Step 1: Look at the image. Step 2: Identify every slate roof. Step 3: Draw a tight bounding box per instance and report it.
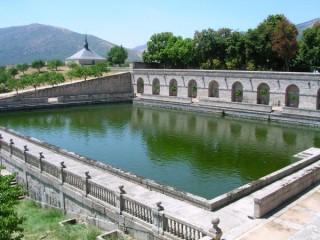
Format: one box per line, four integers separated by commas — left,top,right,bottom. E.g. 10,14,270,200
66,36,105,61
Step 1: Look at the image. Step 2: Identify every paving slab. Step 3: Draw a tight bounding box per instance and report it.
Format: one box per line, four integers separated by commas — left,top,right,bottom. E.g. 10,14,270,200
236,185,320,240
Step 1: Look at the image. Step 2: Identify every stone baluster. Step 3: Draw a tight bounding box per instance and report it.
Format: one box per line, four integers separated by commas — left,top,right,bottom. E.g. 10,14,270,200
116,185,125,215
209,218,222,240
9,139,14,155
83,171,91,197
39,152,44,172
23,145,29,162
152,201,165,235
59,161,66,185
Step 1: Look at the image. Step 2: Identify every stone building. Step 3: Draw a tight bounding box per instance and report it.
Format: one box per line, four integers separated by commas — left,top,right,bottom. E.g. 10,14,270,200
65,36,105,65
131,68,320,111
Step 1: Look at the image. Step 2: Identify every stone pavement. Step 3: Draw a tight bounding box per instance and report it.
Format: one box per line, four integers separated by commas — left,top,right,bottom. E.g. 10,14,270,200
1,129,320,240
235,183,320,240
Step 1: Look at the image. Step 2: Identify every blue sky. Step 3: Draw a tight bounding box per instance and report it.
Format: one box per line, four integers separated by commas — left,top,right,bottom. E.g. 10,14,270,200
0,0,319,48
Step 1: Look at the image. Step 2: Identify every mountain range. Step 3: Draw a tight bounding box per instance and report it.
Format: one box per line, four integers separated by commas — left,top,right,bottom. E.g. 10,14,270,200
0,23,142,66
0,18,319,66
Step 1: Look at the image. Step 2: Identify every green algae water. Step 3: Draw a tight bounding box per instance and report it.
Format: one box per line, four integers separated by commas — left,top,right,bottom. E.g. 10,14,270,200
1,103,320,199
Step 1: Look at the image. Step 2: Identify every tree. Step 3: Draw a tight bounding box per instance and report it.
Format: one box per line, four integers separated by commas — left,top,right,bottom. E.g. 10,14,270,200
107,45,128,65
0,167,26,240
193,28,231,69
66,66,92,81
7,67,19,79
245,14,286,70
43,72,65,87
16,64,29,75
7,78,24,94
225,31,247,70
20,73,44,91
0,70,12,92
47,59,64,71
66,61,78,69
298,21,320,71
92,61,110,75
143,33,196,68
143,32,175,67
31,59,45,73
272,18,298,71
164,37,195,68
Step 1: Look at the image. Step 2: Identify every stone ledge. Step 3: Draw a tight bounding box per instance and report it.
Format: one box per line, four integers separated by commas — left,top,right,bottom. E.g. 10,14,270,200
253,161,320,218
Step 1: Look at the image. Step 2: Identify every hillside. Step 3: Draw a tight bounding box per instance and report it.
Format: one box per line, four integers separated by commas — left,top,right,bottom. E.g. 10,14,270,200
296,18,320,38
0,23,142,66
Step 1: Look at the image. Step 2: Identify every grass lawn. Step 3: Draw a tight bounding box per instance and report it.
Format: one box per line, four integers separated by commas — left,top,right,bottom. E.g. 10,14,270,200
15,200,101,240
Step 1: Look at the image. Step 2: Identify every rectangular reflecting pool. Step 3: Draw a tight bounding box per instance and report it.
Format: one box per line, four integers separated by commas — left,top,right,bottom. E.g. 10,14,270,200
1,103,320,199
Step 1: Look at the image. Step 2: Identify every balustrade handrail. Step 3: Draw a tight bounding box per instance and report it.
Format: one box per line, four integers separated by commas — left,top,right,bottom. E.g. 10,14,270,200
164,212,210,237
11,144,25,158
0,132,222,240
42,160,60,178
122,194,152,211
25,151,40,168
63,169,83,190
88,180,116,206
122,194,153,224
0,139,10,152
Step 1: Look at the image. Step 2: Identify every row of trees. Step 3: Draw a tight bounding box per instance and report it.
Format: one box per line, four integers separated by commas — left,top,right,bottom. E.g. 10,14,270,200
143,14,320,72
0,59,110,94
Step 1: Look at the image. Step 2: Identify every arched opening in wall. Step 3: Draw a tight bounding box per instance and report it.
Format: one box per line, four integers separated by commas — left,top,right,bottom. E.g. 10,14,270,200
152,78,160,95
169,79,178,96
188,80,197,98
137,78,144,94
286,84,299,108
232,82,243,102
208,81,219,98
257,83,270,105
317,88,320,110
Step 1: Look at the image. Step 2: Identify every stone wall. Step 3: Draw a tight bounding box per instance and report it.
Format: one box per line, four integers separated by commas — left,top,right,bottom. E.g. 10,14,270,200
131,69,320,110
253,156,320,218
15,72,133,98
133,97,320,127
0,73,134,111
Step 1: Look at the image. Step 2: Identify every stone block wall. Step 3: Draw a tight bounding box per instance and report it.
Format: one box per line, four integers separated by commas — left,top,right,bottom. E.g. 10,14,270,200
0,73,134,111
6,72,133,99
253,160,320,218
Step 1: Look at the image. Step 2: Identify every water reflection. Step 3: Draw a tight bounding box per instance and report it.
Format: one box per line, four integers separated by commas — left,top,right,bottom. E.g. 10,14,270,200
0,104,320,199
283,130,297,146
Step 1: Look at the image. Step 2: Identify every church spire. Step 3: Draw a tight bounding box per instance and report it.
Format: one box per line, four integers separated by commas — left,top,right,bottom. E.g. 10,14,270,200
84,35,89,50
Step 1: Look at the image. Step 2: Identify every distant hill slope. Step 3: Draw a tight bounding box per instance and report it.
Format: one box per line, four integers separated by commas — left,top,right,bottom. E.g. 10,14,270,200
0,23,142,66
296,18,320,38
132,44,147,53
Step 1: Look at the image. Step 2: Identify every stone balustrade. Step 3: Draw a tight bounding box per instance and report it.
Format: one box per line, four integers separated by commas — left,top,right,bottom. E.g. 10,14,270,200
0,135,221,240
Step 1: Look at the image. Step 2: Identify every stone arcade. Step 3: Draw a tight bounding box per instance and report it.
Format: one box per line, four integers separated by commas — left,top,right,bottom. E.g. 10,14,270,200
131,68,320,115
